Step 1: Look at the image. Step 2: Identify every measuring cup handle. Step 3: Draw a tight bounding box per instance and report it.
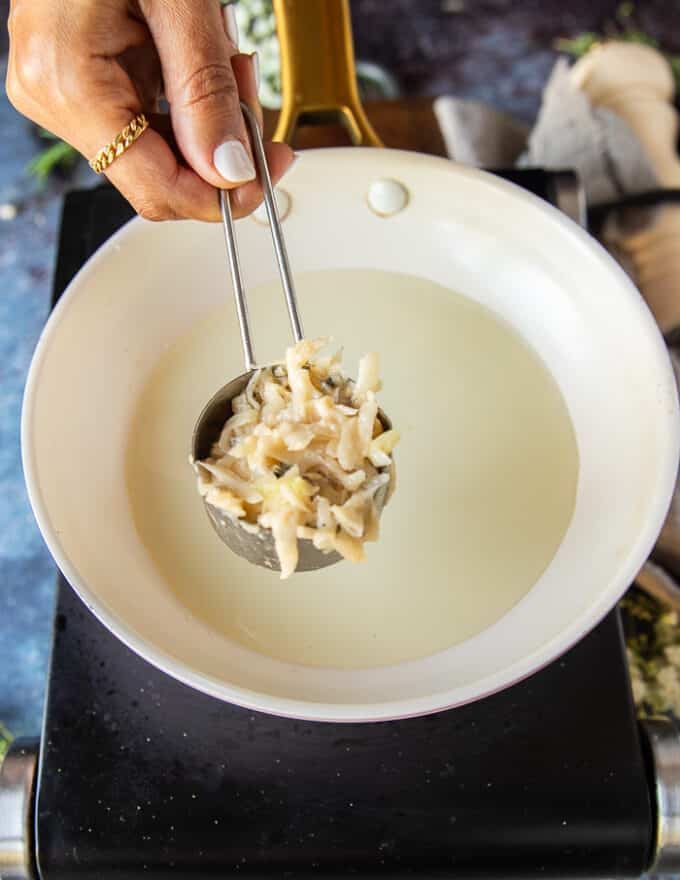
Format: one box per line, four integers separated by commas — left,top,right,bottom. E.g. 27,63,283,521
218,101,305,373
241,102,304,345
272,0,382,147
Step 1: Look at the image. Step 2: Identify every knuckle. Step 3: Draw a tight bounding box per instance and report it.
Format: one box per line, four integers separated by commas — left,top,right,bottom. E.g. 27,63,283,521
7,1,25,38
7,6,16,37
7,4,61,110
5,68,22,110
136,201,170,222
134,195,178,222
10,44,47,102
179,63,238,110
8,5,86,111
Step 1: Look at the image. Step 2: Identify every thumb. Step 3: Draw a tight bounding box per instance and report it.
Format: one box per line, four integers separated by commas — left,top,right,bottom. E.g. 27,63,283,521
142,0,254,188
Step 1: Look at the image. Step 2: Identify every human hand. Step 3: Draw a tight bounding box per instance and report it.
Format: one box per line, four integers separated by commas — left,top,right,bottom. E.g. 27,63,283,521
6,0,295,221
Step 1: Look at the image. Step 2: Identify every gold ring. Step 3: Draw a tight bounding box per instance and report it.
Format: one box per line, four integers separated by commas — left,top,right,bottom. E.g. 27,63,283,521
89,113,150,174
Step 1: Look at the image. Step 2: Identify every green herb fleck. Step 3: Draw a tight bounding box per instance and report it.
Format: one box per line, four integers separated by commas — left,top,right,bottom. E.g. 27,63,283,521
556,3,680,95
0,723,14,762
27,137,78,183
621,587,680,718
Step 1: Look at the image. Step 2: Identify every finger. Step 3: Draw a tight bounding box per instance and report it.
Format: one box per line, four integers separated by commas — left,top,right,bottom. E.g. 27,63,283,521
7,2,219,222
110,139,222,222
81,61,220,221
140,0,254,190
102,119,222,222
230,141,296,219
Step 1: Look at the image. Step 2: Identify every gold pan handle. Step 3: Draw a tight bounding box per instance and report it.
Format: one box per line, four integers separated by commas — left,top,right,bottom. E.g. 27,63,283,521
272,0,383,147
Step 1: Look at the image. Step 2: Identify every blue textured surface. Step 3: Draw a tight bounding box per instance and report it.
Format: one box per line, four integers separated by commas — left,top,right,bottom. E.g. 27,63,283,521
1,71,55,735
0,53,96,735
0,94,58,733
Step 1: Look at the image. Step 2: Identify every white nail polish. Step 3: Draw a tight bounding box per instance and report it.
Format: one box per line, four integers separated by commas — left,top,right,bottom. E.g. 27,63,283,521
223,4,239,46
251,51,261,91
213,140,255,183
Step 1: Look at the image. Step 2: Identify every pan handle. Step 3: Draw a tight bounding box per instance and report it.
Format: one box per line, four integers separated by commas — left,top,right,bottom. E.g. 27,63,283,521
272,0,382,147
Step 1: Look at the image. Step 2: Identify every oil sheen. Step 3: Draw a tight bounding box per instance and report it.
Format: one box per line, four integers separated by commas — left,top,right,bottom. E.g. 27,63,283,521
126,269,578,668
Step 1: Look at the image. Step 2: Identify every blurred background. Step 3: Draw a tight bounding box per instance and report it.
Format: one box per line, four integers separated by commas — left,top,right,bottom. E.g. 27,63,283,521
2,0,679,751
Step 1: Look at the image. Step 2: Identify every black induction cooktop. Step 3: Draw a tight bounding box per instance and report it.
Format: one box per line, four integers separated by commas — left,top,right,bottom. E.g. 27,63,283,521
34,175,653,879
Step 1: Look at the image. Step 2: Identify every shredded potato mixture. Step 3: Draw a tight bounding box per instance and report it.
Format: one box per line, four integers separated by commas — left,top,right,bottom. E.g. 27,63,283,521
193,338,399,578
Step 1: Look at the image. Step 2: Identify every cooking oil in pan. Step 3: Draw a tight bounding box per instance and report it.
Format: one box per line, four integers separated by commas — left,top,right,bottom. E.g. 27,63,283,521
126,269,578,668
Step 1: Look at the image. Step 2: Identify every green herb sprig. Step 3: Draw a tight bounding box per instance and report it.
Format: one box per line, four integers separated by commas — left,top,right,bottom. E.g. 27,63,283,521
556,2,680,96
0,723,14,762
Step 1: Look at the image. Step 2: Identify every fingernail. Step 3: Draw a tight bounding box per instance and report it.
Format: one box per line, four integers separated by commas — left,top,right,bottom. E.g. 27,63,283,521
223,4,239,46
251,51,260,91
213,140,255,184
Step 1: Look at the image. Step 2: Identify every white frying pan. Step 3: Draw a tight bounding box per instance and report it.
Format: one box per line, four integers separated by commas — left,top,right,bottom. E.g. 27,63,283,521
22,1,679,722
